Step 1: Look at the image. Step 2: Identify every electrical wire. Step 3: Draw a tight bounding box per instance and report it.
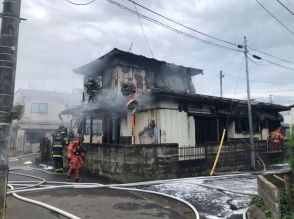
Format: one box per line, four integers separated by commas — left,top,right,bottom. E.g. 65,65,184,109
284,0,294,9
110,0,294,72
248,47,294,65
224,56,245,128
276,0,294,16
133,1,154,58
248,53,294,71
197,52,240,92
125,0,239,47
260,57,294,71
224,72,279,84
125,0,294,66
64,0,96,5
229,89,294,94
255,0,294,36
247,56,259,65
107,0,241,52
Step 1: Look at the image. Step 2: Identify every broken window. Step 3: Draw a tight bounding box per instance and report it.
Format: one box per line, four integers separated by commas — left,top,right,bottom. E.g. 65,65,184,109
235,119,259,133
84,118,102,135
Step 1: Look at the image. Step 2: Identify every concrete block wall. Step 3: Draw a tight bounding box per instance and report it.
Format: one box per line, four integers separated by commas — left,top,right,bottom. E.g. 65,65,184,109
257,175,281,219
82,143,178,182
72,140,287,183
247,204,268,219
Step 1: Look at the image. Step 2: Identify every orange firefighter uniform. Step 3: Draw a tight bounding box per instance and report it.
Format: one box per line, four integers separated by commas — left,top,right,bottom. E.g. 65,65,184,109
66,139,85,182
271,129,283,151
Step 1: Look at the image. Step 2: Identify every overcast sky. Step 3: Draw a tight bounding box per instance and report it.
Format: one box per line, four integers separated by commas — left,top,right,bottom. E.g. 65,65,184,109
10,0,294,105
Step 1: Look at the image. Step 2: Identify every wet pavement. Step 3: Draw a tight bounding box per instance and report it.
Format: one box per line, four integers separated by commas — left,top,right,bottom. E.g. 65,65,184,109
7,154,194,219
140,175,256,219
7,154,289,219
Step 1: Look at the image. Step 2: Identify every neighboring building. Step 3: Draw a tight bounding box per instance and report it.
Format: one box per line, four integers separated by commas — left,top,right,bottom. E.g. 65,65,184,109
283,106,294,132
12,89,81,153
63,48,288,147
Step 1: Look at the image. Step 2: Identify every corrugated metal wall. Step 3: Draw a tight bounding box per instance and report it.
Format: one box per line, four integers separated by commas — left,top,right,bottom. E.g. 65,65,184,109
159,109,190,147
134,110,159,144
120,109,195,147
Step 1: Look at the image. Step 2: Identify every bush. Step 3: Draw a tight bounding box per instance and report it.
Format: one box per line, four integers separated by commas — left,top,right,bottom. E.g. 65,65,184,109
280,188,294,219
288,125,294,170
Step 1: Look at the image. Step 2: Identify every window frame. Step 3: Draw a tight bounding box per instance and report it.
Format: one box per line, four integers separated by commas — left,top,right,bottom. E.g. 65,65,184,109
31,103,48,114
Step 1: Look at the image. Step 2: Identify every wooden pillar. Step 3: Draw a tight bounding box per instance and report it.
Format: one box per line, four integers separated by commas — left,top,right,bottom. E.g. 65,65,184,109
216,117,220,142
112,116,117,143
90,115,93,144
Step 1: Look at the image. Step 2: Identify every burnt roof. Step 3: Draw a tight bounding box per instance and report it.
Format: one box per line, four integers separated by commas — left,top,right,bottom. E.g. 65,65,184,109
152,89,290,111
74,48,203,76
62,89,290,116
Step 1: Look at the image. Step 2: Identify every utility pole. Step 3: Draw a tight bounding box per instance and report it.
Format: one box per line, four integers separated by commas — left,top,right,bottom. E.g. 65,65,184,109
269,94,273,104
244,36,255,169
220,70,224,97
0,0,22,218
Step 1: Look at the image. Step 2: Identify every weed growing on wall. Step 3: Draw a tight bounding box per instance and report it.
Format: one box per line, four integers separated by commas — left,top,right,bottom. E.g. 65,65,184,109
250,195,273,218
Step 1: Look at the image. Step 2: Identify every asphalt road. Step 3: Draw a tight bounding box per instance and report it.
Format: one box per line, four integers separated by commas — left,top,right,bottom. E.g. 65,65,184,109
7,154,288,219
7,154,195,219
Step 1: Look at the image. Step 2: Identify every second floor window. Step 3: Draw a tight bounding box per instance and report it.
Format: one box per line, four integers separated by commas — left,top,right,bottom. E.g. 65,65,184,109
31,103,48,114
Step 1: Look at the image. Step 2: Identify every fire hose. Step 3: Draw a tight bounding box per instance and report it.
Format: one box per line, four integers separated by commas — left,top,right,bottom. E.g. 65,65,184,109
7,168,200,219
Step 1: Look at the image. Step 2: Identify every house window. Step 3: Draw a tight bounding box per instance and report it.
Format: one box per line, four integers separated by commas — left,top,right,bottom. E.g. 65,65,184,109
235,119,259,134
85,119,102,135
31,103,48,114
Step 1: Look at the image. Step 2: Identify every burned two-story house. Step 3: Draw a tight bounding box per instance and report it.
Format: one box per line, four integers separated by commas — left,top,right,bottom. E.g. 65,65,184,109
64,48,288,148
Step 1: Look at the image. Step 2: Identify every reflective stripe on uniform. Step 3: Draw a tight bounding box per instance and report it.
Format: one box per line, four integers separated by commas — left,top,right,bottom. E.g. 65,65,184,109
53,144,63,148
52,154,62,157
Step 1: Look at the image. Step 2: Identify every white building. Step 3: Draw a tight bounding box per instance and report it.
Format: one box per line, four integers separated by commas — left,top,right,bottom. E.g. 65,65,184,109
283,106,294,132
11,89,81,153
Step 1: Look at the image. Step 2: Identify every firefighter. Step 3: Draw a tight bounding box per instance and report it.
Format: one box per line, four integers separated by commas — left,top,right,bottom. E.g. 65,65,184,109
58,125,68,144
51,133,64,173
67,129,75,144
67,138,85,182
272,128,284,151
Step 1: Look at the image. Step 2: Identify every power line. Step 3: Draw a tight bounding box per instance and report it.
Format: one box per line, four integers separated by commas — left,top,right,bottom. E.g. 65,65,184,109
64,0,96,5
276,0,294,16
126,0,294,66
251,54,294,71
125,0,239,47
231,89,294,94
261,57,294,71
224,72,285,84
133,2,154,58
109,0,294,72
107,0,241,52
284,0,294,9
224,55,245,129
247,47,294,65
255,0,294,37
